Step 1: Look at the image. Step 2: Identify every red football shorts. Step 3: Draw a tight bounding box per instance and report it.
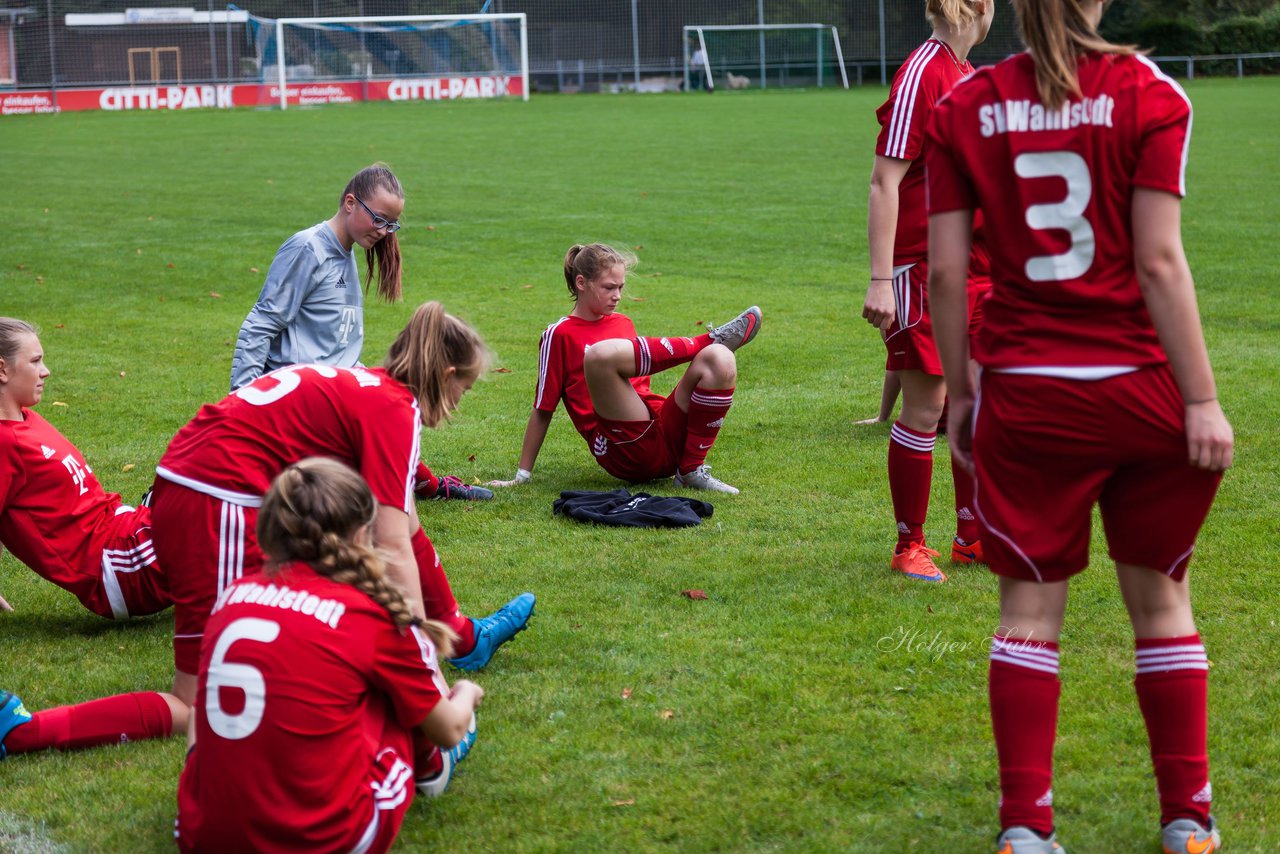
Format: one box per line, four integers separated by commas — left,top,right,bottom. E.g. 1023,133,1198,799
884,260,990,375
176,704,416,854
972,366,1222,583
348,715,417,854
588,389,689,482
98,504,172,619
150,478,264,674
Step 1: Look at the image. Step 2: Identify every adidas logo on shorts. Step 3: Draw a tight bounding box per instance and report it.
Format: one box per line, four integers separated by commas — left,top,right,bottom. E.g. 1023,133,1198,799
593,436,609,457
41,444,56,459
957,507,975,521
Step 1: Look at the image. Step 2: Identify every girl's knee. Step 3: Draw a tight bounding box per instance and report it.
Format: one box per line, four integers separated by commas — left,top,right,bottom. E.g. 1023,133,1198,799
694,344,737,384
584,339,632,375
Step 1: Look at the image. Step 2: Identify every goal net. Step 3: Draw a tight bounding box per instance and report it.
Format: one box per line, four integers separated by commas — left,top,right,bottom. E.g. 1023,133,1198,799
251,13,529,108
683,24,848,92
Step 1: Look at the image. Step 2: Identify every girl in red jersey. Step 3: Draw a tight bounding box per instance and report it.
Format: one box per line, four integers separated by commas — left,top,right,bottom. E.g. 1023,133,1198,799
926,1,1233,851
151,302,534,710
0,318,186,760
492,243,761,495
177,458,484,854
862,0,996,582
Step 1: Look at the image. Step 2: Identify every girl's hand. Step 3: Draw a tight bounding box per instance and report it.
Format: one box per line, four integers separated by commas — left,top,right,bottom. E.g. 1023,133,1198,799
451,679,485,709
487,468,531,488
1185,400,1233,472
862,280,897,332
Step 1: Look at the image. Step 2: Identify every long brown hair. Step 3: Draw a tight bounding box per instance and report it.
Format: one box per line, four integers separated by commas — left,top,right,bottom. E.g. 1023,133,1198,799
562,243,637,301
257,457,456,655
342,163,404,303
1013,0,1135,109
383,301,490,429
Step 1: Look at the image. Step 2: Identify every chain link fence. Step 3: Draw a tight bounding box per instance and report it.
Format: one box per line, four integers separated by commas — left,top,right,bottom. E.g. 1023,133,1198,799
3,0,1031,94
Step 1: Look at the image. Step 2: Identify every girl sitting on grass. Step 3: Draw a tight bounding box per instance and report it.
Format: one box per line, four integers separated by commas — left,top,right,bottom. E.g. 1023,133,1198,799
493,243,761,495
176,458,483,853
1,316,185,760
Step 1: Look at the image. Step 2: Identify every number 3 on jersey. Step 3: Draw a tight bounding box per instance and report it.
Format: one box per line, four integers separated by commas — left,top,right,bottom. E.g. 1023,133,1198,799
205,617,280,740
1015,151,1095,283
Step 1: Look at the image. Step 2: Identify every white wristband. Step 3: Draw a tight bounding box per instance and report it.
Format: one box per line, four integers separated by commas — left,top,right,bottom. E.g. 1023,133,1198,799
515,468,532,484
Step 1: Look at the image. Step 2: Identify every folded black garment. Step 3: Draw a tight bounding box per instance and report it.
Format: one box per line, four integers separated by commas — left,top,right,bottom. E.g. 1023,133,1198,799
553,488,714,528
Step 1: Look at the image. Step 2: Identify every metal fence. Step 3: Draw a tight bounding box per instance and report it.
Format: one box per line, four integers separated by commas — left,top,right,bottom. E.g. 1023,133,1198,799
3,0,1029,93
1150,51,1280,79
3,0,1277,95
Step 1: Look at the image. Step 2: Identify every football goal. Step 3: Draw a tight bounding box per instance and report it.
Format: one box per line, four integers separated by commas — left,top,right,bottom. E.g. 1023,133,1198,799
254,13,529,109
683,24,848,92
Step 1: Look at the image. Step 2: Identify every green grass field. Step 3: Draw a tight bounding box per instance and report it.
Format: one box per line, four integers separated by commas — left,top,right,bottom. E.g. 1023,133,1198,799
1,80,1278,853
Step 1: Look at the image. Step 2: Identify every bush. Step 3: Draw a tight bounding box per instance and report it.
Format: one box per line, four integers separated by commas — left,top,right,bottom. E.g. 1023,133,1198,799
1210,14,1274,53
1129,16,1206,55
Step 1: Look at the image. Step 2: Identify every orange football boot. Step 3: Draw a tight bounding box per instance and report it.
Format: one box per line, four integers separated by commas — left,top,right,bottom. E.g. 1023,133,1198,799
891,542,947,582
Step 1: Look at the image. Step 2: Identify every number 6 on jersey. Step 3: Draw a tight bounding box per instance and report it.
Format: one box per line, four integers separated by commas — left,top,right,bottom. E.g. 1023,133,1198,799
204,617,281,740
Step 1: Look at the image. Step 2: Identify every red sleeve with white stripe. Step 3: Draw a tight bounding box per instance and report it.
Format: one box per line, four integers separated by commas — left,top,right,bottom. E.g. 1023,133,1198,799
876,42,948,162
369,623,446,728
924,89,979,214
1132,57,1192,198
534,320,566,413
349,380,420,513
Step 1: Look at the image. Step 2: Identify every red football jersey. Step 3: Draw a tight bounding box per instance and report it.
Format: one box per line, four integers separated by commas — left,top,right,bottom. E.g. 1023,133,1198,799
534,313,665,439
157,365,419,513
926,52,1191,369
177,562,447,852
876,38,975,265
0,409,125,611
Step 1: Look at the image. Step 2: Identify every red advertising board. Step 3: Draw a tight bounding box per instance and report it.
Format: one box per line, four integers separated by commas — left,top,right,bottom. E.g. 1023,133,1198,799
1,74,524,115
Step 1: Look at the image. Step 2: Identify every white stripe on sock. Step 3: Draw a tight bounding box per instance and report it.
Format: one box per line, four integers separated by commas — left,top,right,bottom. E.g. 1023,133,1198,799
990,638,1060,675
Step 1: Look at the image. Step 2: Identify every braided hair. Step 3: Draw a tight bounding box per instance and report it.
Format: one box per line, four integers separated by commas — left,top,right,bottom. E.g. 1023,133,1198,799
257,457,457,656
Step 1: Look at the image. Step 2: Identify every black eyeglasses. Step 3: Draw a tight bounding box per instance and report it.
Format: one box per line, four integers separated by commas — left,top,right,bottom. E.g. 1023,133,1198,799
354,195,401,233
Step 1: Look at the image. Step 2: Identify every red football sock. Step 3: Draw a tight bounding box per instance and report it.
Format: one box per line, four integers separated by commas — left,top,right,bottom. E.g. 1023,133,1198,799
889,421,934,550
631,333,712,377
412,528,476,654
414,461,439,499
1135,634,1211,825
413,728,444,779
951,453,980,544
678,386,734,474
4,692,172,754
990,637,1060,836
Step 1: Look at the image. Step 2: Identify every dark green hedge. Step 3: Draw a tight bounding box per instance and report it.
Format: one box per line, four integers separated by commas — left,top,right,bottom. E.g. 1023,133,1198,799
1104,10,1280,55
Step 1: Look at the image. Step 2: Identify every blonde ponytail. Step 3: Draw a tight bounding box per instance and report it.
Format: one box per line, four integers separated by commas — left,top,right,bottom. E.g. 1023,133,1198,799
926,0,984,28
383,301,490,428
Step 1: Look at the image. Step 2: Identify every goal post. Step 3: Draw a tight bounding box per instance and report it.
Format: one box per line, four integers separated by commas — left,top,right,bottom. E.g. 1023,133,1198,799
266,13,529,110
682,24,848,92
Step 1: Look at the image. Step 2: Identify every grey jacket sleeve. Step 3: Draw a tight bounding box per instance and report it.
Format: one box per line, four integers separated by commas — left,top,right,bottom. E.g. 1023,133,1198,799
229,238,318,391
